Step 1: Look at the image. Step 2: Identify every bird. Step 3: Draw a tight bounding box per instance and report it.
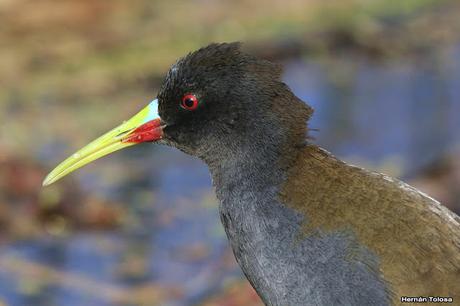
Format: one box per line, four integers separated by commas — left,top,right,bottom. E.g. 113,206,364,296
43,42,460,306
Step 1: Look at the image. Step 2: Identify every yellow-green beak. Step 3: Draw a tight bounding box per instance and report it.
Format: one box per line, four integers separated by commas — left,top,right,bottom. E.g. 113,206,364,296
42,99,163,186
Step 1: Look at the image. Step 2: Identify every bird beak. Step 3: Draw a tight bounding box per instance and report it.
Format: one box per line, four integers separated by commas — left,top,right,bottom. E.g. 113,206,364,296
42,99,163,186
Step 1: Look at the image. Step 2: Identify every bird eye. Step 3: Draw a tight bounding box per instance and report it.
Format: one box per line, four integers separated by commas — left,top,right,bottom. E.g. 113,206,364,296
181,94,199,111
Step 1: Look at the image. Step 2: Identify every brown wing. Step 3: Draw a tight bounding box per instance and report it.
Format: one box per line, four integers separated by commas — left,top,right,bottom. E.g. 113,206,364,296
281,145,460,305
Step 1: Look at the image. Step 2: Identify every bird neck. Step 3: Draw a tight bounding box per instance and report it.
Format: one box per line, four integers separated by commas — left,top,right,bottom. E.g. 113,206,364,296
207,133,302,198
207,139,306,304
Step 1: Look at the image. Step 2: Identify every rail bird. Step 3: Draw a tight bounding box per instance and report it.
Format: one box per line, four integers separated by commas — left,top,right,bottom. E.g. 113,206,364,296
44,43,460,306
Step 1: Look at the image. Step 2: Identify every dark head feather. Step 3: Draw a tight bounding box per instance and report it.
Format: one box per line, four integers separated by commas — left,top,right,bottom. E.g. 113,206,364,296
157,42,313,166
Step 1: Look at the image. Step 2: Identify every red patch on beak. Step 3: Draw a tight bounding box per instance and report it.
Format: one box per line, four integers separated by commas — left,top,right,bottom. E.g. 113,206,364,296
122,118,163,143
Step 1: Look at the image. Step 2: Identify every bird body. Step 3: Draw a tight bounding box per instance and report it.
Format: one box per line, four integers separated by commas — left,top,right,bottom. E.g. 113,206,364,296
211,136,460,306
44,43,460,306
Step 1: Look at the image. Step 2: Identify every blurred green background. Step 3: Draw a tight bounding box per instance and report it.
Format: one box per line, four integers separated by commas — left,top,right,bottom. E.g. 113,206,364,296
1,0,460,305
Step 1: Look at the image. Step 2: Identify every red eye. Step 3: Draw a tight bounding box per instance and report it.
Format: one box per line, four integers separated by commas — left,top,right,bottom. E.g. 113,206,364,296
181,94,199,110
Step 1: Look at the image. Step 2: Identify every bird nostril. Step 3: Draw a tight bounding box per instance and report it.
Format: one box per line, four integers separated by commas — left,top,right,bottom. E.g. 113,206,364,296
115,130,131,138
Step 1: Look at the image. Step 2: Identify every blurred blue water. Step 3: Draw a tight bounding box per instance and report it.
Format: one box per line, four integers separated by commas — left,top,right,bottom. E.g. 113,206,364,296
285,45,460,174
1,44,460,306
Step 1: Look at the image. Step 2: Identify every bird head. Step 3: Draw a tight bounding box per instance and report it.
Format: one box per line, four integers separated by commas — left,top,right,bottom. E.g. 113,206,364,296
43,42,313,186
